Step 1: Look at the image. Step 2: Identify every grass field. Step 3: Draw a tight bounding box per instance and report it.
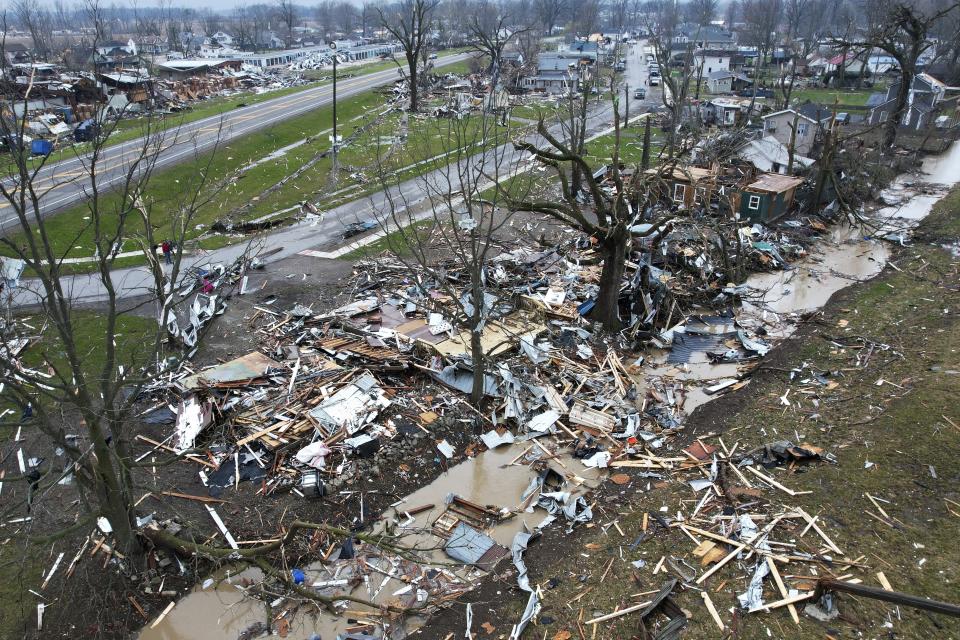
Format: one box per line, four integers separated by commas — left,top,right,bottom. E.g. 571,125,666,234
790,87,876,107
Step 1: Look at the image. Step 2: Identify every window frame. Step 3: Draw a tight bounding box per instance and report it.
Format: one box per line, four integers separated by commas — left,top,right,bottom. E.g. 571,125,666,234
748,195,761,210
673,183,687,203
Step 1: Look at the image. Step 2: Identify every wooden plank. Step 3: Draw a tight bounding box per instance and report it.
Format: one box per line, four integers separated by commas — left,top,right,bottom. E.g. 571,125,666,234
701,591,725,630
585,601,652,625
749,591,815,613
766,557,800,624
161,491,226,504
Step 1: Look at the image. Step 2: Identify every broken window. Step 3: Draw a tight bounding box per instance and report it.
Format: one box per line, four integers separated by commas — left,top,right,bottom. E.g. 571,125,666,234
673,183,686,203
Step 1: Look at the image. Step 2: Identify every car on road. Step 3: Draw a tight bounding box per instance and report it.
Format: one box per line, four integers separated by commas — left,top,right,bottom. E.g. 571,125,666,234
428,53,438,60
649,75,660,86
343,221,377,238
633,87,646,99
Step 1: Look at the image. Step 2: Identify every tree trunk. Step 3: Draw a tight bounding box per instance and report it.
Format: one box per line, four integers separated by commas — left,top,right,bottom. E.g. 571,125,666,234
90,429,138,554
787,113,797,174
641,115,651,169
470,328,485,404
469,261,486,404
885,68,912,149
591,233,628,331
409,55,419,112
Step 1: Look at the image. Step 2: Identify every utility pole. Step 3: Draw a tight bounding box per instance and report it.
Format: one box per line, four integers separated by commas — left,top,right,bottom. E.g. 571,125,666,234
330,41,339,171
625,82,630,128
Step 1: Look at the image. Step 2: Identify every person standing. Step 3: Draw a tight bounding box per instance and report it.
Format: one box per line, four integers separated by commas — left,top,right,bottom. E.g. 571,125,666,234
161,239,172,265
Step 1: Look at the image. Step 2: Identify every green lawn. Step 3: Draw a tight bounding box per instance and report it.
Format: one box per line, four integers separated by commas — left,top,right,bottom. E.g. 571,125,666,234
790,87,877,107
2,310,158,419
584,128,663,166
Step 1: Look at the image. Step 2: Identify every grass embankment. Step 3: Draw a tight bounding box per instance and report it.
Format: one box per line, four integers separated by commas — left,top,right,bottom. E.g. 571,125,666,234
476,186,960,638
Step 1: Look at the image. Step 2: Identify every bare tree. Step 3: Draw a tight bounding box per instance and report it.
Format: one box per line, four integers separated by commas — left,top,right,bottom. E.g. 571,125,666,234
0,25,228,555
724,0,739,28
533,0,566,35
611,0,631,35
831,1,959,148
12,0,53,61
378,0,439,112
232,5,253,51
646,0,699,158
201,9,222,37
250,4,273,51
276,0,299,47
571,0,601,35
468,1,530,88
371,112,528,401
509,28,542,89
688,0,718,26
777,0,827,108
740,0,782,70
502,96,673,331
315,0,334,39
333,1,359,35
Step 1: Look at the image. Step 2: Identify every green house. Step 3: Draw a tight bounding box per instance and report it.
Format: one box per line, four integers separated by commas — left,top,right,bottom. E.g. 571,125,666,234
737,174,804,222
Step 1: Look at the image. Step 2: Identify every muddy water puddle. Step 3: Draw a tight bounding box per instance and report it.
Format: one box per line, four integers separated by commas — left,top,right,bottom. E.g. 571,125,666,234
743,224,889,320
141,446,601,640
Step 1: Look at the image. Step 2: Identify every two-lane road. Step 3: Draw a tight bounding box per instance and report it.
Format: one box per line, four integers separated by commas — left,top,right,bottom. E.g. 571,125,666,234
0,52,472,231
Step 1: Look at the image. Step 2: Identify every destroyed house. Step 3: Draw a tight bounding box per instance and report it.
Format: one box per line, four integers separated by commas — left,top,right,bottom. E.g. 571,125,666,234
3,42,31,65
867,72,959,131
97,71,154,108
761,103,836,156
674,24,737,50
706,70,752,94
735,173,804,222
563,40,599,62
648,166,718,208
703,97,753,127
649,165,804,221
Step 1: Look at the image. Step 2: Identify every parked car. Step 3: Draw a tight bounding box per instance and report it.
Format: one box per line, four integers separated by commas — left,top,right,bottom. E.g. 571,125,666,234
649,75,660,86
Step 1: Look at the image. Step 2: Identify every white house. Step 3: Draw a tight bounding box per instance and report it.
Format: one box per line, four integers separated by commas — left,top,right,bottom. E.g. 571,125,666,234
210,31,234,46
696,49,731,76
737,136,814,174
761,104,835,156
